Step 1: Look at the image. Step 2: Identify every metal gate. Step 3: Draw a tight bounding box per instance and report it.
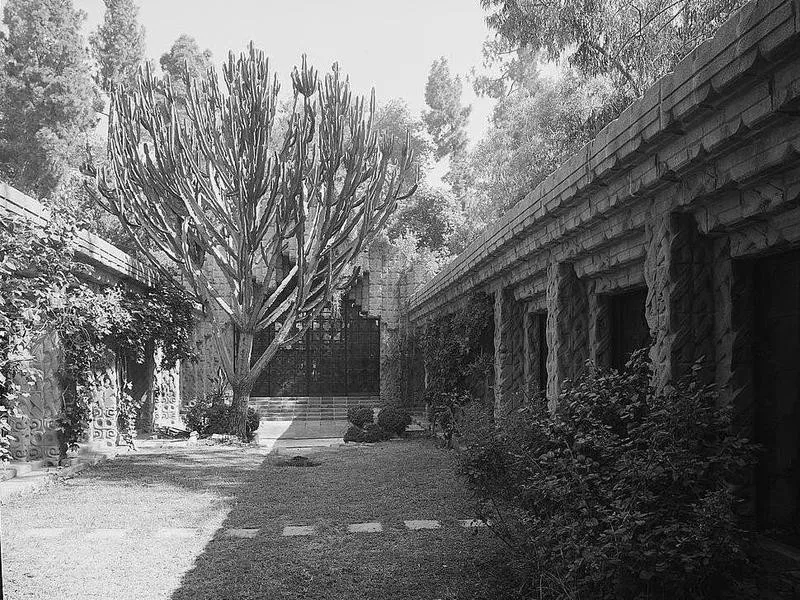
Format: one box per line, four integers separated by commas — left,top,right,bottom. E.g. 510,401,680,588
251,298,380,397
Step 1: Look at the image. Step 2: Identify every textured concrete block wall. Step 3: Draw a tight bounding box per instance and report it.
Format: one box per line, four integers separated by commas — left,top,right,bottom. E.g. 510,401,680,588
406,0,800,410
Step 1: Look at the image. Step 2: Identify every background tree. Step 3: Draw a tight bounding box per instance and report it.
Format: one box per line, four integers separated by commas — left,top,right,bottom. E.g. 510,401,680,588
0,0,100,198
387,184,472,255
480,0,748,115
457,65,611,219
374,98,431,176
159,34,213,107
95,48,416,440
422,57,471,162
90,0,146,93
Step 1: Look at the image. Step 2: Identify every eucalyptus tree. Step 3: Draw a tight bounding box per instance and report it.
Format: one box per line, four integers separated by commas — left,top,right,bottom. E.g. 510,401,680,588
94,47,417,439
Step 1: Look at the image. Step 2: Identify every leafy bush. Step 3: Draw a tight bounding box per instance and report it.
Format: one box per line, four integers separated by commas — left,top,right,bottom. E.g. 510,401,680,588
343,422,389,443
184,391,260,441
377,406,412,436
459,350,759,600
347,405,374,428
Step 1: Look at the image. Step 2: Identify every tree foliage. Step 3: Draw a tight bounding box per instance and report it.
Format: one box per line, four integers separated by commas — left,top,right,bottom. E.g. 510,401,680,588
90,0,147,93
387,183,475,255
159,34,213,107
374,98,431,175
95,46,417,440
480,0,749,107
423,57,471,161
455,66,611,219
0,0,101,198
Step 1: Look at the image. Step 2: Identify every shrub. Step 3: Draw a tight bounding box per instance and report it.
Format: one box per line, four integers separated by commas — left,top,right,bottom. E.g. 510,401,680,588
459,350,759,600
377,406,412,436
343,422,389,443
183,393,259,441
347,405,374,428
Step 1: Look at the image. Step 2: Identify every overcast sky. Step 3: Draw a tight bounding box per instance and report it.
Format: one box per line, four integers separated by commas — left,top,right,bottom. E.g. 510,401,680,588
73,0,497,159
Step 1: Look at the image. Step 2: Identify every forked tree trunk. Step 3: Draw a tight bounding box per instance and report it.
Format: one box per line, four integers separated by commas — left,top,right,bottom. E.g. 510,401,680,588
230,330,256,442
230,382,253,441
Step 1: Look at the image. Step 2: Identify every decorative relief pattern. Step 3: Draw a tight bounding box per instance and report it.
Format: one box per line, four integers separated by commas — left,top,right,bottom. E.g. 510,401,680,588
9,331,62,463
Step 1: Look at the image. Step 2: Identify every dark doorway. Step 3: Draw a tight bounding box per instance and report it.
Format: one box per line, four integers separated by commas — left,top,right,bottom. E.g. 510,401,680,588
754,248,800,545
610,288,650,370
252,298,380,397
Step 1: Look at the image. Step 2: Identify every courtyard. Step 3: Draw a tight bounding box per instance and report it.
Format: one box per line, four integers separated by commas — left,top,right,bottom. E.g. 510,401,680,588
1,440,504,600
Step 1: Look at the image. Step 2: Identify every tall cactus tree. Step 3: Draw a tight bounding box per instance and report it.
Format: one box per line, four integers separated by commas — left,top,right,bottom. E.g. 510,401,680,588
94,46,417,440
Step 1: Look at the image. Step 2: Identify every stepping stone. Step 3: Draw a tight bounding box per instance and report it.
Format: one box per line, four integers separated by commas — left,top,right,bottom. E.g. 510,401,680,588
24,527,64,538
347,522,382,534
458,519,488,528
155,527,198,539
85,528,126,540
282,525,315,537
223,528,260,539
404,520,440,530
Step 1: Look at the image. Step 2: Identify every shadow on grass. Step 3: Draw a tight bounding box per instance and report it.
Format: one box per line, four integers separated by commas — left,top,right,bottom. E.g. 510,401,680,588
90,440,504,600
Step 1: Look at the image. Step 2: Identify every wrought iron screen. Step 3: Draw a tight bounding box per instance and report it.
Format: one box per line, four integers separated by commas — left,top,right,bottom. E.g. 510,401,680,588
251,298,380,396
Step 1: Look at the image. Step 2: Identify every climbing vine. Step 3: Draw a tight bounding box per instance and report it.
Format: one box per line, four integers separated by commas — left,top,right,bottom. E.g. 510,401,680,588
56,282,197,457
1,210,197,462
421,292,494,410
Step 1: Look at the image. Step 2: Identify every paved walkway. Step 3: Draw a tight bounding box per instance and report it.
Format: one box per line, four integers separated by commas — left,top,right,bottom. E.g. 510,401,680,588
2,439,501,600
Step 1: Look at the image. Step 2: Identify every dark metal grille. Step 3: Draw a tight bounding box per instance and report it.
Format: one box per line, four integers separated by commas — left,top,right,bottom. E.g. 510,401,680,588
252,298,380,396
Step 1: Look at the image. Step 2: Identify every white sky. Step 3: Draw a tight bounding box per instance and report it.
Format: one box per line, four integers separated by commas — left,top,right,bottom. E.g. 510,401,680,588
73,0,498,161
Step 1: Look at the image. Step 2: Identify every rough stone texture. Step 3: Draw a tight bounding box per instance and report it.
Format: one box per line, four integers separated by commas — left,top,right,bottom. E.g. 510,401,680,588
644,212,715,388
587,281,612,369
546,263,589,405
522,310,546,397
494,289,526,418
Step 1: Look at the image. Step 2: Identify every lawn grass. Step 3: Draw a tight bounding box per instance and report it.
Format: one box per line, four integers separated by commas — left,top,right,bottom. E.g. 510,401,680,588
2,439,508,600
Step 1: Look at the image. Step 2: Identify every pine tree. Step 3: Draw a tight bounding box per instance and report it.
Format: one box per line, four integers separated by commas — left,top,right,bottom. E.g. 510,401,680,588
90,0,146,93
0,0,100,198
422,57,471,161
159,34,213,107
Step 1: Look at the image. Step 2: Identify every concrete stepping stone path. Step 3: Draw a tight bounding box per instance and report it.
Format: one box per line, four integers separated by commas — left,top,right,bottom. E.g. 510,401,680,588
282,525,315,537
403,520,441,530
223,528,260,539
17,519,485,541
347,522,382,533
155,527,200,539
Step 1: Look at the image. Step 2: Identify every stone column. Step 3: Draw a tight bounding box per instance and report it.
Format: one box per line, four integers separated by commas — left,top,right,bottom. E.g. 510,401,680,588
9,331,61,463
644,212,715,388
587,281,612,370
545,262,589,408
493,288,525,420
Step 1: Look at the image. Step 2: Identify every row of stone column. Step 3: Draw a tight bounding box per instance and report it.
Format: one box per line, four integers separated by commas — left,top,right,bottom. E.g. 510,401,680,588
492,212,723,418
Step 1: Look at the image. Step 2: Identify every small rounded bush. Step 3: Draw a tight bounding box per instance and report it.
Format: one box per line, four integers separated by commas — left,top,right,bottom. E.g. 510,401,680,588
377,406,412,437
347,405,374,428
343,423,389,443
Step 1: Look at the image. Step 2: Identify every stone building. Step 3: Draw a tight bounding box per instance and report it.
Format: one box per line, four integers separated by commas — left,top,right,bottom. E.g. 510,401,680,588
0,183,182,463
406,0,800,587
